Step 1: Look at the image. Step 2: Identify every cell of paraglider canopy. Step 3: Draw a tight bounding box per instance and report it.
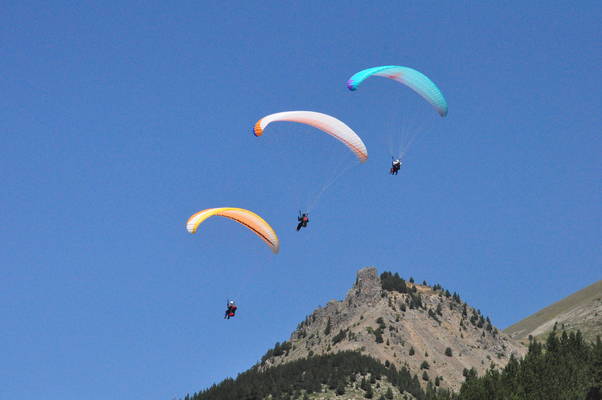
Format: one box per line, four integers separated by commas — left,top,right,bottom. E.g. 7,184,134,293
253,111,368,163
186,207,280,254
347,65,448,117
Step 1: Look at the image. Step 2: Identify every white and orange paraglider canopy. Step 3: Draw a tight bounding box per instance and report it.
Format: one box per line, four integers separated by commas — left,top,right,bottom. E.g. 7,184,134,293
253,111,368,163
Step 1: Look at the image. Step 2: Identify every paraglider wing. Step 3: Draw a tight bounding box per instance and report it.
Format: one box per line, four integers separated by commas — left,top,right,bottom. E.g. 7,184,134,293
253,111,368,162
346,66,448,117
186,207,280,253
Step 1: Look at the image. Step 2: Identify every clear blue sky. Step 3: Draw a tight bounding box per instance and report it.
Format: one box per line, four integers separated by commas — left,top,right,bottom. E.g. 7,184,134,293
1,2,600,399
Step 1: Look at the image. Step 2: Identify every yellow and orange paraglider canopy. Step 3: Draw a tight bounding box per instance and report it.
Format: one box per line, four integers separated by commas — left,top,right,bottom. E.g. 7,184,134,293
186,207,280,254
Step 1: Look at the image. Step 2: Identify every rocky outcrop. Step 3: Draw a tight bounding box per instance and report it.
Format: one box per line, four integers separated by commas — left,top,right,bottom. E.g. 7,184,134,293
261,266,526,392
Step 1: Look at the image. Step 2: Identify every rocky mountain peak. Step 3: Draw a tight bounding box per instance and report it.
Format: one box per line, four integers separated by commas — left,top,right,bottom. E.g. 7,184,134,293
260,266,526,392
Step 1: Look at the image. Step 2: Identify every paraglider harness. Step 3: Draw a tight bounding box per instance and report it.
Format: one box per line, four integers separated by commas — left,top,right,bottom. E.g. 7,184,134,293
390,158,402,175
225,300,237,319
296,211,309,231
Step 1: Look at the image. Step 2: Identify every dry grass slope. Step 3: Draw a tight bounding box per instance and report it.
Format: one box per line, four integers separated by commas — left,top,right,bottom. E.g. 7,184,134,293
504,280,602,344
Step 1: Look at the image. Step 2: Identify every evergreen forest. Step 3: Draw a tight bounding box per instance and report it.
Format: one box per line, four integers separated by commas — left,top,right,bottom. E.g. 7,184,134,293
457,331,602,400
186,330,602,400
188,350,452,400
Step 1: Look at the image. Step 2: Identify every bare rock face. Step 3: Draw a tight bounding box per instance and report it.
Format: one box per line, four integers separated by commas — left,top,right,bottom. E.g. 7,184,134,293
350,266,381,304
261,266,527,392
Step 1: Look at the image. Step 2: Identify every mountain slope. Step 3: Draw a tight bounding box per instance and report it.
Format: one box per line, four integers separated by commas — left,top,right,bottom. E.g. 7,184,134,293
504,280,602,344
260,267,526,392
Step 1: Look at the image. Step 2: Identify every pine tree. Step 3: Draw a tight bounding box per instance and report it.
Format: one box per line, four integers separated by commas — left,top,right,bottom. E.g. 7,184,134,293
332,328,347,345
588,335,602,399
364,383,374,399
324,317,332,335
360,377,369,391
